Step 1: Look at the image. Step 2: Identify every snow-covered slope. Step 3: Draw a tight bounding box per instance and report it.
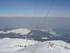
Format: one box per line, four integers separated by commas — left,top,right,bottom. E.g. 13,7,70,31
0,38,38,53
0,28,70,53
15,40,70,53
0,28,31,35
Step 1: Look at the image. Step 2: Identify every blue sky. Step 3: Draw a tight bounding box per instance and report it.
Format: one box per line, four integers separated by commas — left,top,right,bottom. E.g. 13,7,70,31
0,0,70,17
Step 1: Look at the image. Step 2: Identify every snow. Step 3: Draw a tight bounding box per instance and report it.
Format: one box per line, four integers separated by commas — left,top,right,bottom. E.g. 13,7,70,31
0,28,31,35
41,37,49,39
0,28,70,53
15,40,70,53
0,38,38,52
0,39,70,53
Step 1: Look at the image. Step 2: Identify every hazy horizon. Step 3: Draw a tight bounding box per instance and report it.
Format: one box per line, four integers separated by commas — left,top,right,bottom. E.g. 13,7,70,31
0,17,70,30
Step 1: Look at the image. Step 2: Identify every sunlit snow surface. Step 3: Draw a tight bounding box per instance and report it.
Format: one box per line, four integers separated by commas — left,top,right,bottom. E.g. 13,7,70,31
0,28,38,53
15,40,70,53
0,38,38,52
0,28,70,53
0,28,31,35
